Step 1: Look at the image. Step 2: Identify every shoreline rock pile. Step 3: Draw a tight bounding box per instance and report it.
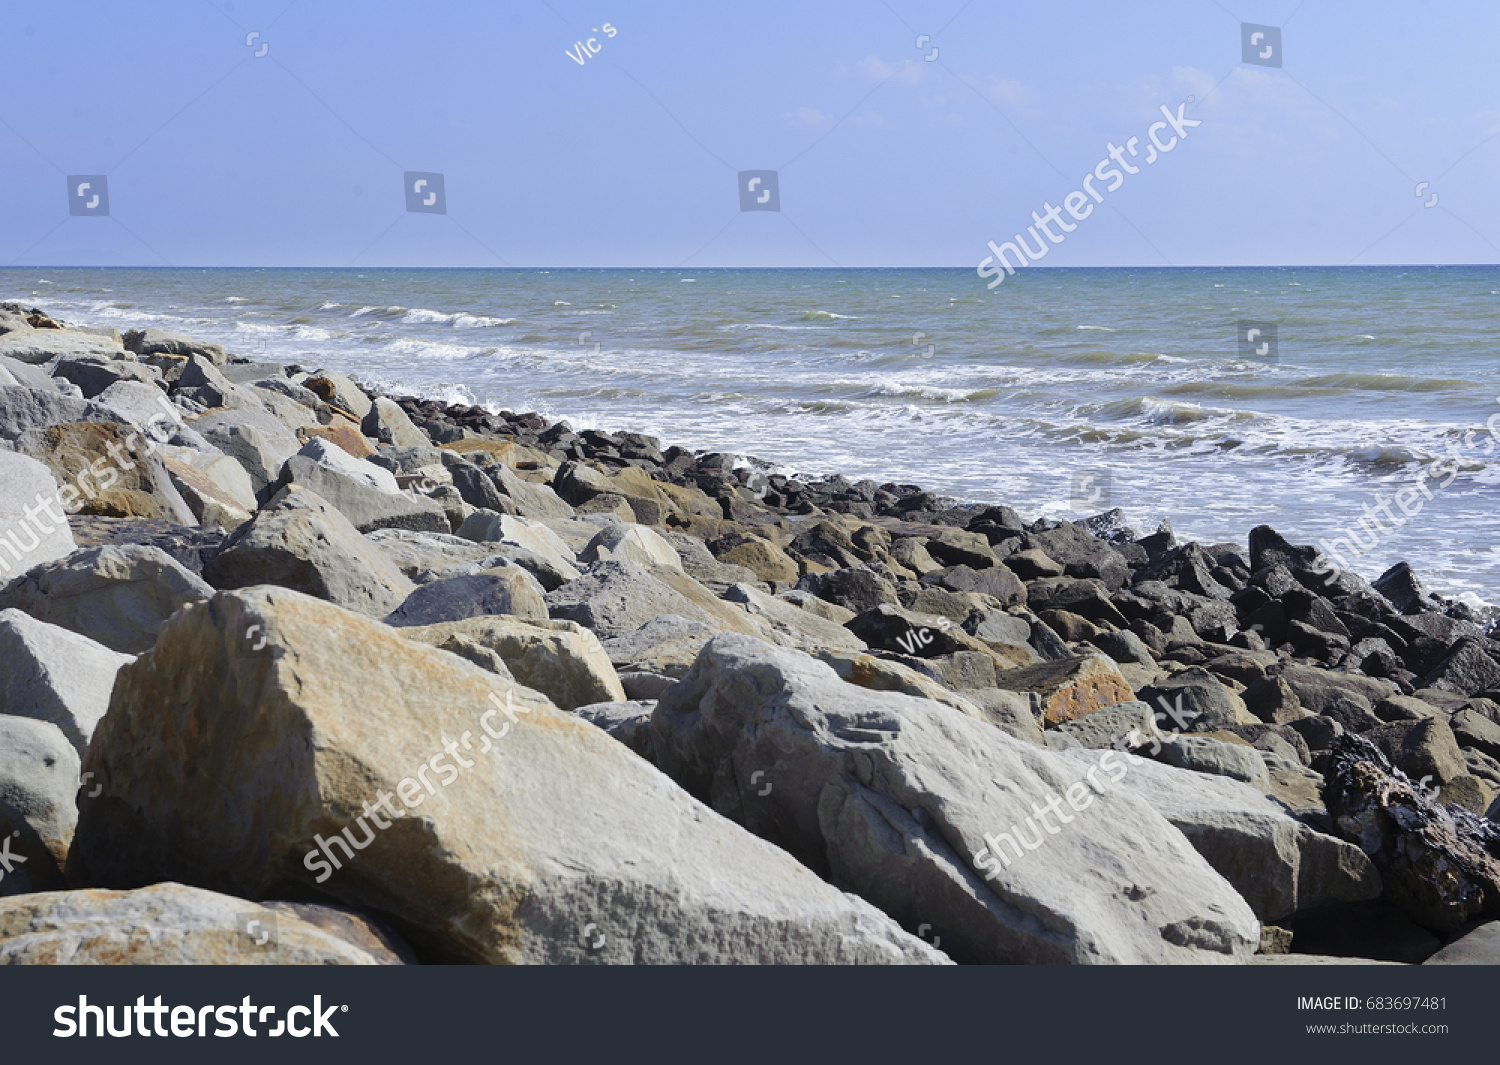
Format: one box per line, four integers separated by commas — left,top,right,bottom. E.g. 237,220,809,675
0,298,1498,964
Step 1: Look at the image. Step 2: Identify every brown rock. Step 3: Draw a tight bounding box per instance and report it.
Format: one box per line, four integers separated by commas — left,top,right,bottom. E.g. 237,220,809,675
17,422,192,523
993,655,1137,726
708,533,799,582
298,423,376,458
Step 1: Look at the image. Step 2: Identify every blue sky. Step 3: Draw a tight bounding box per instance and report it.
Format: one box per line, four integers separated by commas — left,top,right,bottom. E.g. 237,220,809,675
3,0,1499,268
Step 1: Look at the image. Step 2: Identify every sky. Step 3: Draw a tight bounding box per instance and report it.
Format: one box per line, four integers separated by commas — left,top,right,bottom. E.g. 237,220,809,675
3,0,1500,268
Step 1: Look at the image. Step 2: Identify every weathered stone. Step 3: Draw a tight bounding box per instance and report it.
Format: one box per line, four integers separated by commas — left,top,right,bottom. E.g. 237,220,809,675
488,462,574,520
711,534,800,582
1004,548,1064,580
889,649,998,691
1423,921,1500,964
0,386,135,443
68,589,943,965
1243,676,1307,725
963,688,1045,746
1366,718,1469,786
457,512,580,577
1047,702,1160,752
65,516,224,577
0,330,123,365
162,456,253,530
650,634,1258,964
401,615,624,711
302,370,373,420
923,529,998,570
1087,629,1156,668
362,397,432,449
203,488,414,617
1375,694,1441,723
619,671,674,701
545,560,768,642
1280,662,1394,717
938,564,1025,606
270,455,448,535
600,614,718,678
1022,523,1129,590
580,524,682,571
846,603,977,659
1026,577,1130,628
192,411,300,497
1452,708,1500,762
0,453,75,582
811,648,982,717
1423,639,1500,696
13,421,194,524
572,700,657,759
993,655,1137,727
1094,752,1381,922
0,717,79,866
1288,714,1344,753
298,422,376,459
123,328,227,365
1373,562,1440,615
776,590,856,625
722,583,867,654
1137,669,1259,732
0,356,58,392
364,528,499,577
260,899,416,964
165,449,257,512
0,609,132,756
794,567,900,615
1153,735,1270,787
0,883,382,964
384,569,549,627
51,355,160,398
448,463,512,512
0,545,211,654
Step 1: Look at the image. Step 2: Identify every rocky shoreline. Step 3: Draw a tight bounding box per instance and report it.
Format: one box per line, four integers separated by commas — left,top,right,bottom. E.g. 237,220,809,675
0,298,1499,964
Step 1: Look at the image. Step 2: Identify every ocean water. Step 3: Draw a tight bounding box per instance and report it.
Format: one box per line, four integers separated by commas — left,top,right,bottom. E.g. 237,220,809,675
5,265,1498,609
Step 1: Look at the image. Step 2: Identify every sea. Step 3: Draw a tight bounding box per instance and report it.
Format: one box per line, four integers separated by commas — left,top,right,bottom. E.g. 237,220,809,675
4,265,1497,610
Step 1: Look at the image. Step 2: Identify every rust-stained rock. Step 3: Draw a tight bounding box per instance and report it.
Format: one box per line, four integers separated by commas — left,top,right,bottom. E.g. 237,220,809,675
995,655,1137,726
16,422,193,524
298,422,376,458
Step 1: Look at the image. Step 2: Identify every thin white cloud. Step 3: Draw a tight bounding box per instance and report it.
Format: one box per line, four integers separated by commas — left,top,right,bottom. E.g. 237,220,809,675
846,55,925,86
783,107,835,131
